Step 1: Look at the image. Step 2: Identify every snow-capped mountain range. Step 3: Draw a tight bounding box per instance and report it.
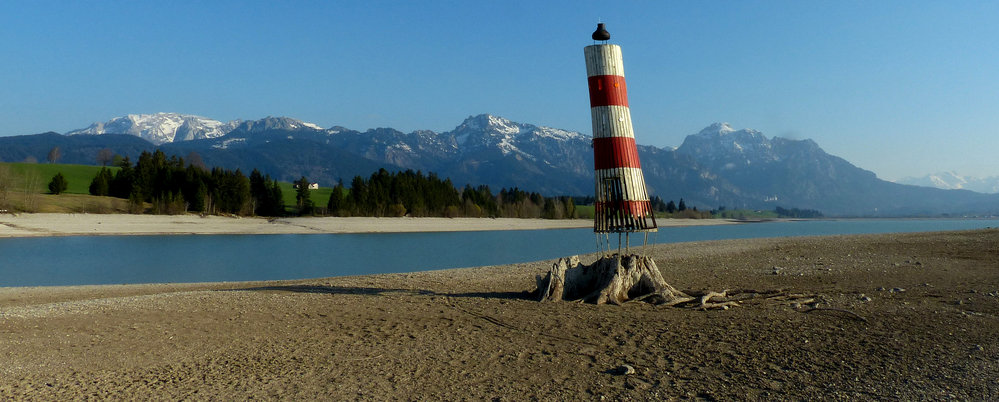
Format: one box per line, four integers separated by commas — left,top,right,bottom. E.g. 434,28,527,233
65,112,582,153
450,114,585,156
66,113,243,145
897,172,999,194
147,113,593,197
1,112,992,215
66,113,591,173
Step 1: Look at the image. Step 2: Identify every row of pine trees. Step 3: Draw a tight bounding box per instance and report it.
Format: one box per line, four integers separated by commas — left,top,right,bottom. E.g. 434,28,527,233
326,168,576,219
88,150,282,216
88,151,577,219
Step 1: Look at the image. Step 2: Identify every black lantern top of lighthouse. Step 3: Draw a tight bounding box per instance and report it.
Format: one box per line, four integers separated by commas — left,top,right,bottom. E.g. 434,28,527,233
592,23,610,41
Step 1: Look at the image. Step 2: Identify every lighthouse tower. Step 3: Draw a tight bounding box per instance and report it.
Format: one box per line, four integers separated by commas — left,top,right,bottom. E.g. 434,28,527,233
585,23,658,234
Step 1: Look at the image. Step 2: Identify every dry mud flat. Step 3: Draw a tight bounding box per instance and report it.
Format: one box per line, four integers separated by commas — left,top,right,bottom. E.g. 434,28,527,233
1,229,997,400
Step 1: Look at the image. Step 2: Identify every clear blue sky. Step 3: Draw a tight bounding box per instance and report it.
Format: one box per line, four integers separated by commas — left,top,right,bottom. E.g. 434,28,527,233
2,1,997,181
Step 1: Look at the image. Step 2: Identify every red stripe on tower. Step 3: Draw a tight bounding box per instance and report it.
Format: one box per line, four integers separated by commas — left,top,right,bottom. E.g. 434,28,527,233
587,75,629,107
592,137,641,170
585,27,657,233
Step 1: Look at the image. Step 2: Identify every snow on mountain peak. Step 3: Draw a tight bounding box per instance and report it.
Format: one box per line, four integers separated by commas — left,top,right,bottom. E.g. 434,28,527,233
678,123,779,167
458,114,524,136
696,122,766,139
65,113,328,145
896,171,999,193
701,122,736,135
451,114,586,156
66,113,238,145
233,116,324,133
458,114,585,139
533,126,585,141
689,123,767,143
64,112,589,164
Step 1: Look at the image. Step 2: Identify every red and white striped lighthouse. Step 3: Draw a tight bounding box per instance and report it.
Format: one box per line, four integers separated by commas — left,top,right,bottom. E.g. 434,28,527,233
585,23,657,233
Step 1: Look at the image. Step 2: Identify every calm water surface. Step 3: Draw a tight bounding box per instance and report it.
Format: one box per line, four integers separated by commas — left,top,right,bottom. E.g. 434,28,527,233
1,219,996,287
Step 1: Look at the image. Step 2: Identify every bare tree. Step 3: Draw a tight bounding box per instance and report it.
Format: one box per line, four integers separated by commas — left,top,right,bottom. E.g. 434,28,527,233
97,148,114,166
0,164,11,211
47,146,61,164
21,171,40,212
186,151,206,170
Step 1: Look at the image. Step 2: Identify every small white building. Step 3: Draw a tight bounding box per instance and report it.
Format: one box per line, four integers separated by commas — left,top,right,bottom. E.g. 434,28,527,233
293,182,320,190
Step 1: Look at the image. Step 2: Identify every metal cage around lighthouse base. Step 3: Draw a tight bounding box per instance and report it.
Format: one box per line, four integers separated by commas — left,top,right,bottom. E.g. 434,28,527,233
595,176,658,233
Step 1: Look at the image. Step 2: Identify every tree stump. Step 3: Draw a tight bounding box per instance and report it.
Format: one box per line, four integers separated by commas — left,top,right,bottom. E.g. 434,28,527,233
535,254,693,305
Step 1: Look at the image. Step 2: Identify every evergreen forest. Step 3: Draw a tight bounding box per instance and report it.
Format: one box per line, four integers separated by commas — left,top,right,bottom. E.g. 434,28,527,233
88,150,283,216
326,169,576,219
86,151,578,219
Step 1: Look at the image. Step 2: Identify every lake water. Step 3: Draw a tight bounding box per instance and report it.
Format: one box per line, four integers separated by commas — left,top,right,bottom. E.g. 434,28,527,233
1,219,996,287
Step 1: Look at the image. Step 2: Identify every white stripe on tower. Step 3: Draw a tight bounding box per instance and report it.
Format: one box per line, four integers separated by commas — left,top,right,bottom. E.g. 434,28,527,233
585,41,657,233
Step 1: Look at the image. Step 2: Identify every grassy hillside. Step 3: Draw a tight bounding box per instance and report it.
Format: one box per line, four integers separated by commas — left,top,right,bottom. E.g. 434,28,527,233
0,162,127,213
1,162,117,195
0,162,342,215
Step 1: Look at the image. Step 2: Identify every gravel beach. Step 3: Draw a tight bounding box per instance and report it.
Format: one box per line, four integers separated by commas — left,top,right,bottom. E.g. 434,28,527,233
0,213,734,238
0,218,996,399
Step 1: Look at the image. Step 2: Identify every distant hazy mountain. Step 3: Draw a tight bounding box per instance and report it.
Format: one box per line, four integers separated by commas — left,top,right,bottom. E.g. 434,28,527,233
0,132,154,165
897,172,999,194
4,113,997,216
674,122,885,213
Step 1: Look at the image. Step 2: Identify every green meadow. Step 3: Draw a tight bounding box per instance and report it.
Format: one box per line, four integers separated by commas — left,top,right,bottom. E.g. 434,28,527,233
1,162,118,195
277,181,334,212
1,162,595,217
0,162,337,214
0,162,126,213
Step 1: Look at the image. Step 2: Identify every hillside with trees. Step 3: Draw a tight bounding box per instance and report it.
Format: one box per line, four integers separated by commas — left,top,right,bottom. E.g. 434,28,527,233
327,169,577,219
85,150,282,216
72,152,578,219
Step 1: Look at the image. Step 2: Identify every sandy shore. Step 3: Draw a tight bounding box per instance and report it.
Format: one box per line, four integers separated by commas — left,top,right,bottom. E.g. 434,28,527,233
1,229,996,399
0,213,735,237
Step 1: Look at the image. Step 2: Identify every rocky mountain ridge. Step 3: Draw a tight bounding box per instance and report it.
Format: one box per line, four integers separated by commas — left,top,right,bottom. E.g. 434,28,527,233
66,113,241,145
2,113,994,216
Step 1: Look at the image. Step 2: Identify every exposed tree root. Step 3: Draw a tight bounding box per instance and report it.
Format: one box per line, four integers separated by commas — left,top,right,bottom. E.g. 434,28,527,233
535,255,821,310
535,255,692,305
